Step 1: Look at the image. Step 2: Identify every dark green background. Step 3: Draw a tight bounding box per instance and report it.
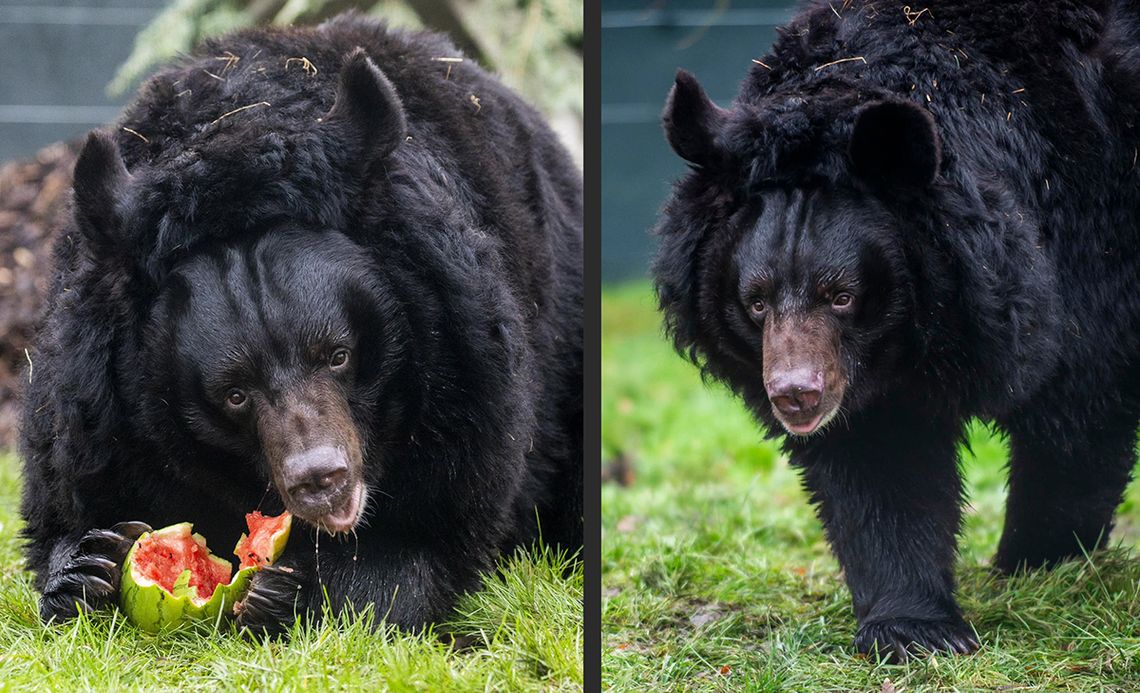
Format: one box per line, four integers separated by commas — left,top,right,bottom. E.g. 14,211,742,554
0,0,166,161
3,1,798,280
601,0,795,281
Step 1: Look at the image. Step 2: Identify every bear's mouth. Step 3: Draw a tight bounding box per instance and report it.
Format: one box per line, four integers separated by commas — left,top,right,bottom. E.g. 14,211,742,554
312,480,364,535
321,484,365,534
783,412,824,435
301,481,366,535
773,395,843,437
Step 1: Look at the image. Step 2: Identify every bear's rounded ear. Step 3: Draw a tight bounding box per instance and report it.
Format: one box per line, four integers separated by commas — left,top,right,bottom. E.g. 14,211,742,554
848,99,941,188
663,69,729,167
325,47,407,160
72,130,130,249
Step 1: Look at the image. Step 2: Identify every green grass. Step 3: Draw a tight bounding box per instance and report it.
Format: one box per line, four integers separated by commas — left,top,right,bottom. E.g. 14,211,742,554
0,454,582,691
602,282,1140,692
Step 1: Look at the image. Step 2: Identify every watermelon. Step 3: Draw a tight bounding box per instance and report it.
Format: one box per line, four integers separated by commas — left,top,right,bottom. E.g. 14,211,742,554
120,511,291,632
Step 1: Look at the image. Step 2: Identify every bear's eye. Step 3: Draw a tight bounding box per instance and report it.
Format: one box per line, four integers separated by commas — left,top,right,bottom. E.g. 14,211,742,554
831,292,855,311
225,388,247,408
329,348,350,369
748,299,767,318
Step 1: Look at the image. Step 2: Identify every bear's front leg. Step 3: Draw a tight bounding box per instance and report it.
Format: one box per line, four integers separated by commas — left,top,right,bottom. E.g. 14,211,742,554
234,532,490,636
233,563,308,636
38,522,152,622
791,413,977,661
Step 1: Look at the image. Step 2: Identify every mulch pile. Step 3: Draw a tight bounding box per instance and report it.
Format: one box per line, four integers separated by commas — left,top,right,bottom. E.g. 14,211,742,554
0,140,79,449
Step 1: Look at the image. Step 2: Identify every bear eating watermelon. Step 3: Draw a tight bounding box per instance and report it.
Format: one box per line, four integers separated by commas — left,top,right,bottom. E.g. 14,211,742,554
20,13,583,635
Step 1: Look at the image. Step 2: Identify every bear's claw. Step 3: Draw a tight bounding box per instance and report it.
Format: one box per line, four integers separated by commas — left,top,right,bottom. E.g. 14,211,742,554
39,521,151,623
854,616,980,662
235,564,305,638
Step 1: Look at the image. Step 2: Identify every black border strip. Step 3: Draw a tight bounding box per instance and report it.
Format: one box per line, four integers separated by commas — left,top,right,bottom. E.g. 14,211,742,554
582,0,601,689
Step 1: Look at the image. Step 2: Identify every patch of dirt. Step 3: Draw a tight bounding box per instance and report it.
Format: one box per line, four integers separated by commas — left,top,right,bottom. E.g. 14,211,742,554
601,452,635,486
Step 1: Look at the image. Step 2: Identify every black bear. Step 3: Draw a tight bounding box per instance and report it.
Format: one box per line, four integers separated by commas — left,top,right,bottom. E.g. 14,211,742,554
21,13,582,634
653,0,1140,660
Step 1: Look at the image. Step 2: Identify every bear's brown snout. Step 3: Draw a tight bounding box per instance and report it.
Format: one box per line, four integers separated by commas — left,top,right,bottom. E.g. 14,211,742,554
256,380,366,534
763,314,846,436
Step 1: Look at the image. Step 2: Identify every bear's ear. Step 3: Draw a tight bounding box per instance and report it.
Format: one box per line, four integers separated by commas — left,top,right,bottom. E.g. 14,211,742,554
663,69,729,167
325,47,407,161
848,99,941,187
72,130,130,250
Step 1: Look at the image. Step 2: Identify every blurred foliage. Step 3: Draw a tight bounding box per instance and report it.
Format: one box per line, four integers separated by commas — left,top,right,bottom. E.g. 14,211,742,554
109,0,583,122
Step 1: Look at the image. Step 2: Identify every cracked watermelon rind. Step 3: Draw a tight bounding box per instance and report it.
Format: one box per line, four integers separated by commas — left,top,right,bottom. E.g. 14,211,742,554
119,514,290,632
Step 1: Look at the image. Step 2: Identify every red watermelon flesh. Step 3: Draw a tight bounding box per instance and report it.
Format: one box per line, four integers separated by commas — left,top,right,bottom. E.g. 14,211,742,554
130,511,292,601
131,531,232,601
234,511,294,570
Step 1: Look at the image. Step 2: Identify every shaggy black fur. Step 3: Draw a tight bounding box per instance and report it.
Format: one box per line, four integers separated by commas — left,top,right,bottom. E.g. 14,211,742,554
21,13,582,633
653,0,1140,660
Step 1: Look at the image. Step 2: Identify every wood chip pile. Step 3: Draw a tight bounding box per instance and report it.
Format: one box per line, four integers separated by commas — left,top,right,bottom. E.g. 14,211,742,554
0,140,79,449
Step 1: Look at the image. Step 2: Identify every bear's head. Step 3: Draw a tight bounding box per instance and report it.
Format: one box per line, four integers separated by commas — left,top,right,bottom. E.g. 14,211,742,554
67,50,412,532
655,70,944,438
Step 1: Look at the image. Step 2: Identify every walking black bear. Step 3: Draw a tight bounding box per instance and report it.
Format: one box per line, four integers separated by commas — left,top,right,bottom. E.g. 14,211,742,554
654,0,1140,660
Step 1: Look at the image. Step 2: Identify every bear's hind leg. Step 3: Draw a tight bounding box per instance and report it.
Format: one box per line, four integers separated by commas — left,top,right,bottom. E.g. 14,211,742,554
995,406,1136,573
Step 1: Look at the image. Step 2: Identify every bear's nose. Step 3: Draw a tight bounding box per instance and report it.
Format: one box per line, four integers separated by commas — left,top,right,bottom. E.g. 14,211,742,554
282,446,349,505
766,370,824,417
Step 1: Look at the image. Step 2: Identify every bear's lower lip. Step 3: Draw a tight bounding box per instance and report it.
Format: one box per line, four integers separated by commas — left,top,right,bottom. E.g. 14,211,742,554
783,413,824,436
311,483,366,535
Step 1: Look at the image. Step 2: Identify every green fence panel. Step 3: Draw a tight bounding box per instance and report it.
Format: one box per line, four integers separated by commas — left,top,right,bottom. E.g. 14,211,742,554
601,0,795,281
